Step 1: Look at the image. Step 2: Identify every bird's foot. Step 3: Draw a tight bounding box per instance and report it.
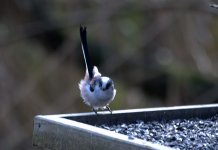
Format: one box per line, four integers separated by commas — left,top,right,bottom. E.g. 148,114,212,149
106,105,112,114
92,108,98,115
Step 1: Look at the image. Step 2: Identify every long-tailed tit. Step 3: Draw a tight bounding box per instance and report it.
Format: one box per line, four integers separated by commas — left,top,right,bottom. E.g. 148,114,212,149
79,26,116,114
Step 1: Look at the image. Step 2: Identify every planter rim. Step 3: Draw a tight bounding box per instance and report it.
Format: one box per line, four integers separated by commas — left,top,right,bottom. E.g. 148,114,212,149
39,103,218,118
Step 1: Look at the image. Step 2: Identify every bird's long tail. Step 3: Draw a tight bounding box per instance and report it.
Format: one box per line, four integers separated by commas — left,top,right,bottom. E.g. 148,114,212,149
80,25,94,79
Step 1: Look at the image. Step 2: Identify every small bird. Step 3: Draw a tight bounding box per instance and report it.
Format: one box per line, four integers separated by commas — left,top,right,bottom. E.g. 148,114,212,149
79,26,116,114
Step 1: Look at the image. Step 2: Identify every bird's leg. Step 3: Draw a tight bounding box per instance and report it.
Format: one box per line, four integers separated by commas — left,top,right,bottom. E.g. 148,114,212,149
92,108,98,115
106,105,112,114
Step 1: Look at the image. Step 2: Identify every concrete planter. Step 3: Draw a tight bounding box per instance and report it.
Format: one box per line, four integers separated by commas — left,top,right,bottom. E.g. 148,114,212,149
33,104,218,150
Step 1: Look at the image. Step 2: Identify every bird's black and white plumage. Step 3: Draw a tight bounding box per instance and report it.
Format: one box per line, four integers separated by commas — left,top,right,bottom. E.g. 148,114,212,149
79,26,116,114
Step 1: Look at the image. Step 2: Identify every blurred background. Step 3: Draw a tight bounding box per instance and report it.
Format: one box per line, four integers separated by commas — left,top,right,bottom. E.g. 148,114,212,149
0,0,218,149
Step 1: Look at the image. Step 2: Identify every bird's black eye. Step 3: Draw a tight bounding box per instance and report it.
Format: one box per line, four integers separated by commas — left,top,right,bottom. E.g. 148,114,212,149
89,85,94,92
99,80,102,88
105,81,112,90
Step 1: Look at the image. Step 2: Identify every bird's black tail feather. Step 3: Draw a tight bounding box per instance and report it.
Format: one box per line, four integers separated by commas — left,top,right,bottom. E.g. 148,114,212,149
80,25,93,79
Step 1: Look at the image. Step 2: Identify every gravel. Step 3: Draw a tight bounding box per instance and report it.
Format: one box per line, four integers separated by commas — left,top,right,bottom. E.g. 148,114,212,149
98,115,218,149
